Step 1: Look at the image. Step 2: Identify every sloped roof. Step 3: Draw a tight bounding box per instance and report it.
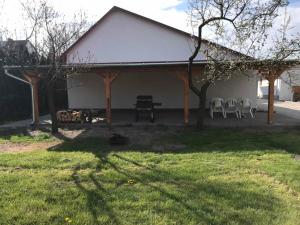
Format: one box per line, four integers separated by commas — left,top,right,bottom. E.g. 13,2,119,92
0,39,29,50
63,6,249,60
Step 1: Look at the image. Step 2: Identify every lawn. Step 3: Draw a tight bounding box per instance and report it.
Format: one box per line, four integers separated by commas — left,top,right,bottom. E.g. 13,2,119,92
0,128,299,225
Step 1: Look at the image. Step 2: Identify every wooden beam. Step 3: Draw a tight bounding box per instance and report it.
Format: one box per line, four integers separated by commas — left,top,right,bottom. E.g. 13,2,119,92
92,66,204,75
104,75,112,124
267,77,275,124
260,69,286,125
177,72,189,125
97,71,119,125
24,74,40,127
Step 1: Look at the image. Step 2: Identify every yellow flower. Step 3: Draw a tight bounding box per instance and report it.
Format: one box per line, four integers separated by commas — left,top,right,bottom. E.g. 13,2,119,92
128,179,135,185
65,217,72,223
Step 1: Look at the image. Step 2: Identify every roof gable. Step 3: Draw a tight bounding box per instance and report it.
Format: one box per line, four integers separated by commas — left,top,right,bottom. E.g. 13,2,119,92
65,6,245,64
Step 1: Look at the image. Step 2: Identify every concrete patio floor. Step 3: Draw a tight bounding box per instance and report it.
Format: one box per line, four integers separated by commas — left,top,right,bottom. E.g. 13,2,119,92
110,109,300,127
0,115,51,129
2,100,300,128
257,99,300,120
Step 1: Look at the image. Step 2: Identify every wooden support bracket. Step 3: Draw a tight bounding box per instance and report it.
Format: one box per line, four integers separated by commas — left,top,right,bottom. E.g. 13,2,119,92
96,71,120,125
259,68,286,125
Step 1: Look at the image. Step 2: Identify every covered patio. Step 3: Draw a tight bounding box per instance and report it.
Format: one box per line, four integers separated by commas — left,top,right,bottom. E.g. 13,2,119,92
3,60,300,128
109,107,300,127
2,108,300,129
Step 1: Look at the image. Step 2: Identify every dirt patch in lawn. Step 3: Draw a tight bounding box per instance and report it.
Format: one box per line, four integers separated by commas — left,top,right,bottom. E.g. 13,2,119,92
0,141,61,153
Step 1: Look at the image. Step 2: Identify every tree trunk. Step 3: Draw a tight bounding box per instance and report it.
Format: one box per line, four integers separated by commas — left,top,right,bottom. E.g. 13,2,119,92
196,81,210,128
46,82,58,134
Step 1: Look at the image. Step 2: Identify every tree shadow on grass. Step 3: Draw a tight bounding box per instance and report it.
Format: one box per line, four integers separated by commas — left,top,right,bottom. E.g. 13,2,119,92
71,165,120,225
65,149,286,225
175,128,300,154
47,128,295,225
48,127,300,155
102,154,284,225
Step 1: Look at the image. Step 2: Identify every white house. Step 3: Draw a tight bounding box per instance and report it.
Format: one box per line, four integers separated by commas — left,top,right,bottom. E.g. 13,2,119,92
62,6,258,124
257,67,300,101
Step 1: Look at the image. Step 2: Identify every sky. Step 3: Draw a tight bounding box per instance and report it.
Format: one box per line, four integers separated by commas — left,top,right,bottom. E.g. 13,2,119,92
0,0,300,43
0,0,190,39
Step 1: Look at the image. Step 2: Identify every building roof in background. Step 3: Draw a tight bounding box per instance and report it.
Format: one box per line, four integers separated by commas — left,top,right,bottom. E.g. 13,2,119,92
0,39,35,54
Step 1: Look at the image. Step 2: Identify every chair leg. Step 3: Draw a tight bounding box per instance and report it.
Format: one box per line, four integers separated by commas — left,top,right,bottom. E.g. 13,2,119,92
210,109,214,119
250,109,254,118
235,111,239,119
150,111,154,123
223,109,226,119
239,110,243,119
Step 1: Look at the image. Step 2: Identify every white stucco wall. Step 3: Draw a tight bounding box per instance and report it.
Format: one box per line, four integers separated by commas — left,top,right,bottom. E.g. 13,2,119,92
66,10,205,63
257,79,280,99
256,68,300,101
279,68,300,101
67,73,105,109
66,7,257,110
279,78,293,101
67,71,257,109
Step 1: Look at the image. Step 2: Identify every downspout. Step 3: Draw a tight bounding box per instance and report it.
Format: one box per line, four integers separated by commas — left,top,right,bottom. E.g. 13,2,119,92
4,69,35,125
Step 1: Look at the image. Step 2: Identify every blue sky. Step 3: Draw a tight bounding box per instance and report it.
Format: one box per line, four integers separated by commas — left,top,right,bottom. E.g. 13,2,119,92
174,0,188,11
290,0,300,5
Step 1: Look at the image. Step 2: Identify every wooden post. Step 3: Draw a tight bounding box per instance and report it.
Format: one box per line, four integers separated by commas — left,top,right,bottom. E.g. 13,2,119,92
24,74,40,127
261,68,285,125
267,77,275,124
97,71,119,125
104,75,112,124
178,72,189,125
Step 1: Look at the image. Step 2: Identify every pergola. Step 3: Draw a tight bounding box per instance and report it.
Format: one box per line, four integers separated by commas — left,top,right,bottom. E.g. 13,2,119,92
3,59,299,127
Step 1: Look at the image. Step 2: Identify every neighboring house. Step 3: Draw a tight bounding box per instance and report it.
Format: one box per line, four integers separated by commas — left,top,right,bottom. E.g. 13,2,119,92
63,6,258,124
0,39,36,65
0,39,37,123
257,67,300,101
0,39,56,123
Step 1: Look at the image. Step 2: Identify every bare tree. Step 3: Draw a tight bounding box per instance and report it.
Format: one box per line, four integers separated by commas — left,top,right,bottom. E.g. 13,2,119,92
0,0,6,39
20,0,87,133
187,0,289,127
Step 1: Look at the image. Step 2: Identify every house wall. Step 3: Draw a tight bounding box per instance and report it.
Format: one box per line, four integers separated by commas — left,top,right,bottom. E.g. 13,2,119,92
257,79,280,99
279,69,300,101
279,78,293,101
256,68,300,101
67,71,257,109
65,8,257,110
67,73,105,109
66,10,205,63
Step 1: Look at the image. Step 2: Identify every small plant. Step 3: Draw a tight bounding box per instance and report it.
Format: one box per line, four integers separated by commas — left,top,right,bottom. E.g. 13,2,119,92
64,217,72,223
127,179,135,185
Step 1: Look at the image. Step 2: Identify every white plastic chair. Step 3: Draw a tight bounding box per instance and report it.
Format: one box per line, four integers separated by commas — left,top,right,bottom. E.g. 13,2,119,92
210,98,226,119
224,98,240,119
238,98,254,118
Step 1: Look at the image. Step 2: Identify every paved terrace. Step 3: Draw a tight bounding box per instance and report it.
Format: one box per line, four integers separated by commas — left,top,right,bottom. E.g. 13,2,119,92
1,101,300,128
111,109,300,127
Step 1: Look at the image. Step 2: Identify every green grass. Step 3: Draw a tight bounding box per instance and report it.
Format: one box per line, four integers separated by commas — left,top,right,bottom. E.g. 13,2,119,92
0,133,53,144
0,129,300,225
